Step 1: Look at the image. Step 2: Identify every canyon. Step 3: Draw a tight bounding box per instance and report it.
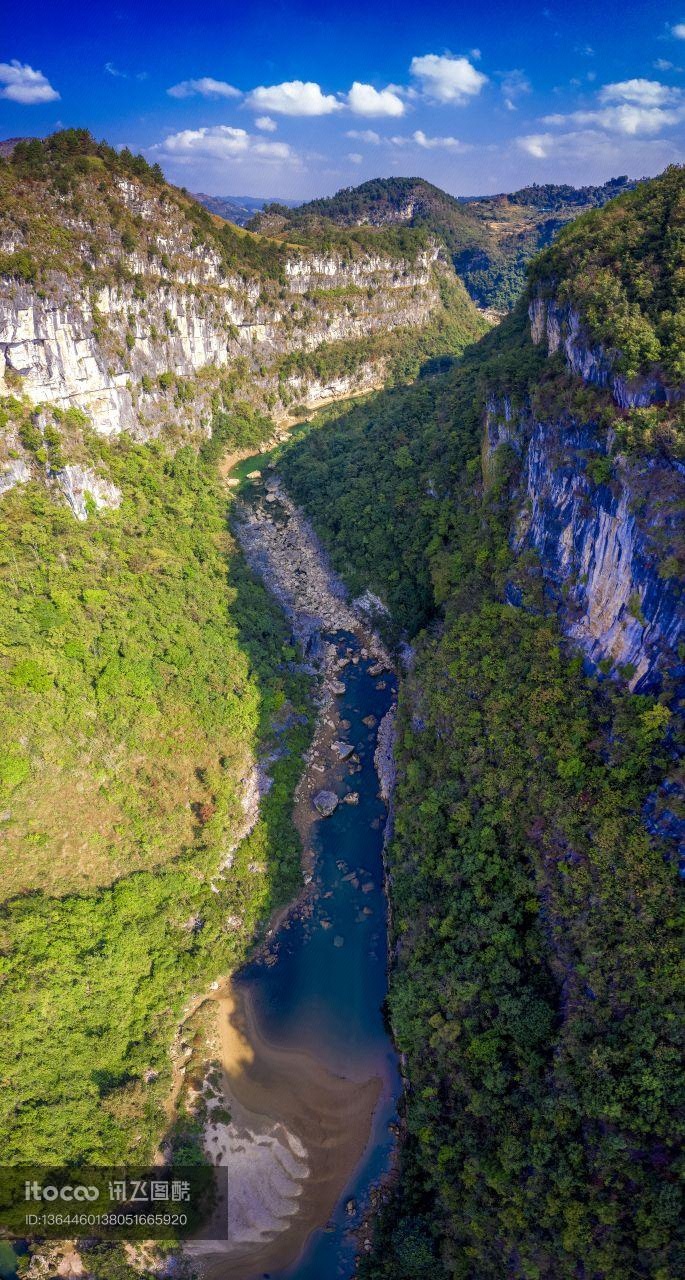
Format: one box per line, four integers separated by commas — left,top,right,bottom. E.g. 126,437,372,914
0,137,682,1280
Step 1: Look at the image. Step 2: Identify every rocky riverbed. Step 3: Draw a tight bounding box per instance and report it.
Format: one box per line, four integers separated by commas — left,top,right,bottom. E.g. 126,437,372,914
234,473,395,860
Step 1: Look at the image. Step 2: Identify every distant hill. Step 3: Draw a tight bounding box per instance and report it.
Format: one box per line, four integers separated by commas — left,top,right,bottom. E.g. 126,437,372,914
0,137,33,159
194,191,300,226
247,174,639,310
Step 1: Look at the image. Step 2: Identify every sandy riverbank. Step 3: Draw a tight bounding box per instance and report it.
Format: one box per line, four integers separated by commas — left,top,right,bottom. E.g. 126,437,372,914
190,985,382,1279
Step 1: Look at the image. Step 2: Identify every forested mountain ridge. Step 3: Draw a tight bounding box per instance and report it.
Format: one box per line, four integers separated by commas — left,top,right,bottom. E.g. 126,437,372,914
276,167,685,1278
247,173,638,311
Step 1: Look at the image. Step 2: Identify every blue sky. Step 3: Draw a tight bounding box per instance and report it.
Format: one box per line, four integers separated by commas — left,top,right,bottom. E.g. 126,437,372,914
1,1,684,198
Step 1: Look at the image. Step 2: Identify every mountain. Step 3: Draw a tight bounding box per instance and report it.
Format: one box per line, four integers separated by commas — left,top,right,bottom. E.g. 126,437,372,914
250,173,639,311
0,137,32,159
193,190,300,226
276,166,684,1279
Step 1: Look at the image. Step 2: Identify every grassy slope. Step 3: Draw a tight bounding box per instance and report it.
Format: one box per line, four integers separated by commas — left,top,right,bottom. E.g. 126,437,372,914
277,170,684,1279
0,405,314,1163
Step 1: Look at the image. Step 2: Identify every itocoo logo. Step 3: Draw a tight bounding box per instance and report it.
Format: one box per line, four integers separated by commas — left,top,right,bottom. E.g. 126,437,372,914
25,1182,100,1202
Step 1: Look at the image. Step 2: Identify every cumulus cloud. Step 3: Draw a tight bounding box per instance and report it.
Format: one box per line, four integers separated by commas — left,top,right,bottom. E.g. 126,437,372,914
517,132,556,159
167,77,241,100
347,152,363,163
387,129,470,151
346,129,382,144
515,127,681,172
153,125,294,163
544,103,684,134
346,81,405,117
255,115,277,131
410,53,487,104
411,129,469,150
599,77,680,105
345,127,468,151
542,79,685,135
672,22,685,38
0,60,59,104
246,80,341,115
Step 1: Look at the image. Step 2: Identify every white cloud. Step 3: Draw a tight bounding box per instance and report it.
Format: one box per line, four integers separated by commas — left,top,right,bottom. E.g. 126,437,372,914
500,69,531,111
347,152,363,164
153,125,294,163
542,79,685,136
246,80,341,116
517,132,556,158
388,129,470,151
412,129,469,150
515,126,682,170
346,81,405,117
672,22,685,38
167,77,241,100
255,115,277,131
105,62,147,82
0,60,59,104
544,103,684,135
599,77,680,105
346,129,381,143
410,53,487,104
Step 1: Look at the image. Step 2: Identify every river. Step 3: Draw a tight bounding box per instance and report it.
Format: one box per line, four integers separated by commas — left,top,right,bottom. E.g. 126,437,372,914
193,471,402,1279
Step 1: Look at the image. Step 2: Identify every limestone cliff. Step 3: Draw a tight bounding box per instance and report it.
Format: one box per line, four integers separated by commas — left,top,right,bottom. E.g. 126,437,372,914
0,139,455,444
0,225,440,439
483,297,683,696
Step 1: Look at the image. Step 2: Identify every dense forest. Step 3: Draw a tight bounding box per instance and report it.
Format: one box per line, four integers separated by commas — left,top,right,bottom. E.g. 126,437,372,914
276,169,684,1279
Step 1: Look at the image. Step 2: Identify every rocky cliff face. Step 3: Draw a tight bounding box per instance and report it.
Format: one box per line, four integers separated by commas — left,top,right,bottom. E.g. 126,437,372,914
0,169,443,440
0,246,440,440
529,297,683,409
483,298,684,695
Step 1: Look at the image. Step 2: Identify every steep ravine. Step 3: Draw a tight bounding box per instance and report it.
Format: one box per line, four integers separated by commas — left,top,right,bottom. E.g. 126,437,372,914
182,470,402,1280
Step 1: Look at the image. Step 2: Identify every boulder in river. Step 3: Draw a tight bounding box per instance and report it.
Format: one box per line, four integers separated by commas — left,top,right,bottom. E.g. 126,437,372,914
313,790,339,817
332,740,355,761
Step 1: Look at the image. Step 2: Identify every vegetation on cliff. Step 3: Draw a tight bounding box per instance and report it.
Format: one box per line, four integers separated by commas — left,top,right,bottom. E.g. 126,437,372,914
529,164,685,380
0,129,287,285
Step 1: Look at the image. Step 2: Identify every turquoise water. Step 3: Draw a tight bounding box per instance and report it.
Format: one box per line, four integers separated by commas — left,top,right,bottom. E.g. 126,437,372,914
235,631,401,1279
